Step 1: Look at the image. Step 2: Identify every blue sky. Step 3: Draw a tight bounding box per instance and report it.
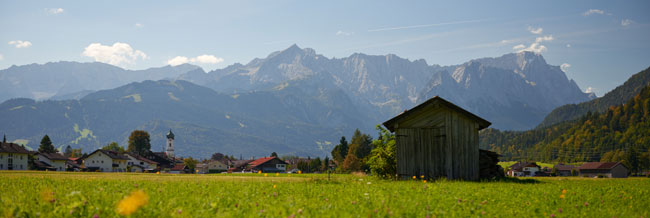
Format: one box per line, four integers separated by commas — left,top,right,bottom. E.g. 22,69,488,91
1,0,649,96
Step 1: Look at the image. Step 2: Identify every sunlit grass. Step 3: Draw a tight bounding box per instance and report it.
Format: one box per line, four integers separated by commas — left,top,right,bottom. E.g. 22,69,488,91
0,171,648,217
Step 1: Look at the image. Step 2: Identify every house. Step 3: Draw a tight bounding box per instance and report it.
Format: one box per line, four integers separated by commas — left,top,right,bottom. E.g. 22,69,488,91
0,142,29,170
82,149,128,172
145,151,174,169
35,152,68,171
196,163,207,174
507,162,541,177
578,162,628,178
553,163,575,176
124,153,158,172
197,160,228,174
248,157,288,173
382,96,491,180
66,158,83,171
229,159,253,173
170,164,189,174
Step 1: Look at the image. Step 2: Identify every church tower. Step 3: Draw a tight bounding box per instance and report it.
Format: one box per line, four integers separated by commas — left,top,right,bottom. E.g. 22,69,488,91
165,129,175,159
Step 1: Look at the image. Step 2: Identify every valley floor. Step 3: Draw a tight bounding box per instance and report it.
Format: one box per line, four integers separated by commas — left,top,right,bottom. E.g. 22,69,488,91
0,171,648,217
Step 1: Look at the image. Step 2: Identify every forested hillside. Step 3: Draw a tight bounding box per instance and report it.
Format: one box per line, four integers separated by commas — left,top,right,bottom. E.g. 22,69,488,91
538,67,650,128
481,86,650,173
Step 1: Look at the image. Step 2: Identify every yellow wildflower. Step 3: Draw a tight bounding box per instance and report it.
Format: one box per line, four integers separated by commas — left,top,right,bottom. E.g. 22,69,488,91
298,170,302,174
40,188,55,203
560,194,565,199
275,173,279,176
423,180,427,183
412,176,416,180
156,171,160,175
258,171,262,174
273,184,277,189
420,175,424,179
561,189,567,194
116,190,149,215
264,173,268,177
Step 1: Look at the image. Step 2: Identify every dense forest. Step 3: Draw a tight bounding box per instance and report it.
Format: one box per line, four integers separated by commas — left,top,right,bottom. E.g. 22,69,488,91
538,67,650,128
481,86,650,173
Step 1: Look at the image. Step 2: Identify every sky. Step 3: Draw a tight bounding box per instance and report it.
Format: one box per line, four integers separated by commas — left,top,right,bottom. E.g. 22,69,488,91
1,0,649,96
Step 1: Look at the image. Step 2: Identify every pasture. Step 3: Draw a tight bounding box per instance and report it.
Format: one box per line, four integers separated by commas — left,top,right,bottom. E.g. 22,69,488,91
0,171,648,217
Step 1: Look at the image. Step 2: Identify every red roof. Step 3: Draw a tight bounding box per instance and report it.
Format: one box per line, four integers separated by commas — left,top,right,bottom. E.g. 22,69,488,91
249,157,276,167
170,164,187,171
249,157,286,167
578,162,623,170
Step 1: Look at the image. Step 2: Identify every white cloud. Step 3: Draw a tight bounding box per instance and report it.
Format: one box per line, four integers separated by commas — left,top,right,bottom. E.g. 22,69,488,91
585,87,595,93
0,53,3,61
8,40,32,48
46,8,64,15
167,56,189,66
621,19,633,27
135,23,144,28
512,44,526,50
514,35,554,53
566,44,571,48
167,54,224,66
82,42,148,66
582,9,605,16
193,55,224,64
336,30,352,36
528,26,543,34
560,63,571,72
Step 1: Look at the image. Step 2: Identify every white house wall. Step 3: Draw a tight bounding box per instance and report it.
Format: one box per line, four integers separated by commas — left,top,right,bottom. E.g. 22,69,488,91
0,152,28,170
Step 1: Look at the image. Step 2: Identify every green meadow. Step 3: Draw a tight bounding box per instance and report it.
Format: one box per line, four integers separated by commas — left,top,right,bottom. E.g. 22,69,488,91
0,171,648,217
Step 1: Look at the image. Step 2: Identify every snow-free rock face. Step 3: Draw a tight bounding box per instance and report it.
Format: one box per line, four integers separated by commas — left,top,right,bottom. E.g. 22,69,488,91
419,52,593,130
182,46,591,130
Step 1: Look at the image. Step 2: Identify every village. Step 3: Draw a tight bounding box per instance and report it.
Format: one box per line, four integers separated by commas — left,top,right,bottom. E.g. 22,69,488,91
0,96,634,179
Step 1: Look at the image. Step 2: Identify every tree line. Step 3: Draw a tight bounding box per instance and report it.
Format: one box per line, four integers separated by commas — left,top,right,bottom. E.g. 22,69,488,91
481,85,650,174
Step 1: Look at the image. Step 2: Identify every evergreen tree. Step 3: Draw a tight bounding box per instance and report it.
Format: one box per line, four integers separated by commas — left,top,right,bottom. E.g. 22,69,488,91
38,135,56,153
350,129,373,159
331,136,349,164
270,152,278,157
127,130,151,156
627,147,639,175
322,156,330,172
64,145,73,157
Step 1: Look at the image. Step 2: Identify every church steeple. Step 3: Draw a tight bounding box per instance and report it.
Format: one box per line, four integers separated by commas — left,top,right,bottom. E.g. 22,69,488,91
165,129,175,159
2,134,6,143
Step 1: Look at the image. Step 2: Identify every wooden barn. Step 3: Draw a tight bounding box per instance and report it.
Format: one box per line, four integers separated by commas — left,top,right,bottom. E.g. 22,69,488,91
383,96,491,180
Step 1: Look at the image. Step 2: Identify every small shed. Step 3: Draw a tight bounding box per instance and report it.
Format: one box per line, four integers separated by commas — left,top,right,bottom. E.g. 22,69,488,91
383,96,491,180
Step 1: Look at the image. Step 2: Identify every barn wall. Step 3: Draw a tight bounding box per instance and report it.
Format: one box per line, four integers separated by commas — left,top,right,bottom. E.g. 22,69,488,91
395,107,480,181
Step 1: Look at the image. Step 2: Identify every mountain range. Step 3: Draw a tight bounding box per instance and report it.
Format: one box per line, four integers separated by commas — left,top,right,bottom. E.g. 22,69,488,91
0,45,596,158
0,61,198,101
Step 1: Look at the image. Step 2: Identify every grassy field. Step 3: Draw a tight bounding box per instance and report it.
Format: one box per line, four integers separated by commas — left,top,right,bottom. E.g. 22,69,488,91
1,171,648,217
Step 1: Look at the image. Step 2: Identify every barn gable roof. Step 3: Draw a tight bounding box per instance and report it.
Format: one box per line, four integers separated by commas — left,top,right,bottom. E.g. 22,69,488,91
383,96,491,132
